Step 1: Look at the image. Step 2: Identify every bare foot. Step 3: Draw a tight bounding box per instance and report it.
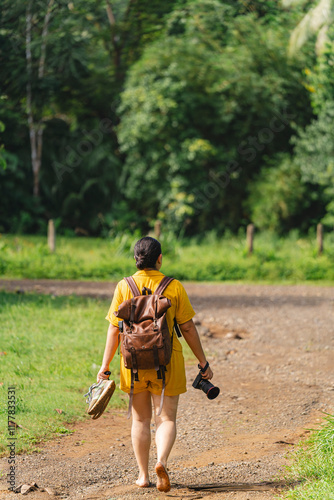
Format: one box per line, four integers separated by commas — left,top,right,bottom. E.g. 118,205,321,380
155,462,171,492
135,476,150,488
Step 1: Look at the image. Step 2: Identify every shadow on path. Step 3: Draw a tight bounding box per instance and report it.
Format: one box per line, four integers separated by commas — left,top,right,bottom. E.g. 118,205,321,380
184,479,301,493
189,294,333,309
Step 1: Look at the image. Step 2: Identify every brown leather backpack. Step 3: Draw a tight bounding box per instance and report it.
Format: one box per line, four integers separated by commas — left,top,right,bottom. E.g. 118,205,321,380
114,276,179,417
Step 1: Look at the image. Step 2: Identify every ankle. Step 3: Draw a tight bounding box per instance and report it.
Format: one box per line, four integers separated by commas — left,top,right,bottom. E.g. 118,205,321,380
138,470,149,478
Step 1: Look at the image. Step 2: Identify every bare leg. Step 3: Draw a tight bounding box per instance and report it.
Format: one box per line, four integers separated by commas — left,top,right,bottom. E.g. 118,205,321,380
152,394,179,492
131,391,152,487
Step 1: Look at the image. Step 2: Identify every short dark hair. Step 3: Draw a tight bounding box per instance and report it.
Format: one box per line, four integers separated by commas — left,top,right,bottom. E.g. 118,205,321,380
134,236,162,270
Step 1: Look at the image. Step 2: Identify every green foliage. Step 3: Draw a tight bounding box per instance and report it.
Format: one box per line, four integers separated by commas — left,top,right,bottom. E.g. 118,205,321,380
284,414,334,500
0,120,7,170
293,101,334,226
118,0,312,234
1,233,334,283
0,292,124,455
0,0,182,235
0,0,329,236
0,0,121,233
303,25,334,114
285,0,334,57
282,20,334,228
247,154,326,233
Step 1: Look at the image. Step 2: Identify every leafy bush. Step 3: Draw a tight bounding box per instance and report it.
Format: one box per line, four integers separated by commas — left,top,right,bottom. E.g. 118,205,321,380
247,154,326,234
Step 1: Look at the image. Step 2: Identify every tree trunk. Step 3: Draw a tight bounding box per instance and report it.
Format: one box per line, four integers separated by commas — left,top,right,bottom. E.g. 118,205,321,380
26,0,53,197
106,0,120,75
31,125,43,198
28,124,42,198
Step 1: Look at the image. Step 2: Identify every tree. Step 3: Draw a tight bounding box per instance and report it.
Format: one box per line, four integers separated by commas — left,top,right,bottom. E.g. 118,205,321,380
0,0,320,236
117,0,312,234
293,102,334,226
283,0,334,56
1,0,100,197
287,19,334,227
0,0,180,233
246,154,325,233
25,0,54,197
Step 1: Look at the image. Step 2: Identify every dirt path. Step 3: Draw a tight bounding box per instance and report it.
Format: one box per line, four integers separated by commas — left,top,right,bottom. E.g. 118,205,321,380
1,280,334,500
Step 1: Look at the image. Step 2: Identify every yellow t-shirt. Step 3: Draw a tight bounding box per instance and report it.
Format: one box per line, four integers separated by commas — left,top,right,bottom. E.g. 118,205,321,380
105,270,195,395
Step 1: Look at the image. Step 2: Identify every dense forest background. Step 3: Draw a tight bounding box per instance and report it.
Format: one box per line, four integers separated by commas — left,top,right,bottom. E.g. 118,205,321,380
0,0,333,237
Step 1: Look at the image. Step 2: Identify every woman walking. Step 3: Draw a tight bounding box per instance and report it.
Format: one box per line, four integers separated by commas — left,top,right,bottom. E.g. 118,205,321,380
97,236,213,492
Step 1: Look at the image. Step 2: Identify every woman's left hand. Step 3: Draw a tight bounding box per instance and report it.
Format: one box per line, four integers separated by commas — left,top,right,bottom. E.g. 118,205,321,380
97,366,110,382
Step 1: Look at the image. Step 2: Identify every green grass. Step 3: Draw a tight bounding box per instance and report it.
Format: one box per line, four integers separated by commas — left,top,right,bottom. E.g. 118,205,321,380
0,291,126,456
1,230,334,283
283,414,334,500
0,291,195,456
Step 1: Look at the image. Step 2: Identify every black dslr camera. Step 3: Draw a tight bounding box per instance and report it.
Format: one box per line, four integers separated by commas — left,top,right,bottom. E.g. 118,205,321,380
192,362,220,400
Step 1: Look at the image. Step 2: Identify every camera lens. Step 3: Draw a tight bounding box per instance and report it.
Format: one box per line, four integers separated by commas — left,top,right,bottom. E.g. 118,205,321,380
206,385,220,400
199,379,220,400
192,372,220,400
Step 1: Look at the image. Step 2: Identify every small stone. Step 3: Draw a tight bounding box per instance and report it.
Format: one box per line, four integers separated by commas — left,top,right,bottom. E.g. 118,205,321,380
21,483,39,495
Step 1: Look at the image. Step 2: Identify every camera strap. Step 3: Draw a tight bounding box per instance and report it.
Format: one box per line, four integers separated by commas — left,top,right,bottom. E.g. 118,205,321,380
199,361,210,373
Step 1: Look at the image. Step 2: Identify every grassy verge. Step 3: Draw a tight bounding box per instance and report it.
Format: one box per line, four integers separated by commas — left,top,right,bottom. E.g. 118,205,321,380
0,291,126,456
0,291,195,457
1,231,334,283
284,414,334,499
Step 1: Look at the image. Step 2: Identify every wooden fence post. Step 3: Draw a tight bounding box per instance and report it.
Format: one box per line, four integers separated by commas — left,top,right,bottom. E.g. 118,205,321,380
317,223,323,255
48,219,56,253
154,220,162,240
247,223,254,255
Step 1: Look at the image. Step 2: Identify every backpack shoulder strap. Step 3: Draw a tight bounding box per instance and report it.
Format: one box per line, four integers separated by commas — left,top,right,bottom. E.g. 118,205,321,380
154,276,174,296
154,276,182,338
124,276,141,297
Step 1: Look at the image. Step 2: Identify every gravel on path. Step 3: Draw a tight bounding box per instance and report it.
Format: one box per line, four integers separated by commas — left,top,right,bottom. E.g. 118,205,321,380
0,280,333,500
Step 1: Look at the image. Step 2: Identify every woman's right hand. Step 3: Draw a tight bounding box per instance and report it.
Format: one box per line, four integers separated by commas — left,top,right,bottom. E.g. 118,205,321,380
199,362,213,380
